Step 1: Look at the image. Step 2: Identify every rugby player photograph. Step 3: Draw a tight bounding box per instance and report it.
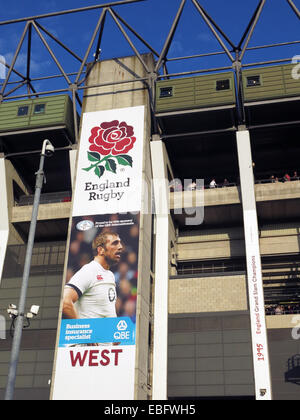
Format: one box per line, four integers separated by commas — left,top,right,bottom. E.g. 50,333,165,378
62,230,123,320
62,212,139,327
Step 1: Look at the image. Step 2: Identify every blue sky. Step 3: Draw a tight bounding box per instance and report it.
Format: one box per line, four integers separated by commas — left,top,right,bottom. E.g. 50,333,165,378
0,0,299,100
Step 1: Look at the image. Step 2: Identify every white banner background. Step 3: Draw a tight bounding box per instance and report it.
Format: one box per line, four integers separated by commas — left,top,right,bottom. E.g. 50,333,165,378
72,106,145,216
52,345,135,400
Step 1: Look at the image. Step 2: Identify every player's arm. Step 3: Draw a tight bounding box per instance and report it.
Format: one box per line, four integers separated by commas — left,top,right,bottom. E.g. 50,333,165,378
62,287,80,319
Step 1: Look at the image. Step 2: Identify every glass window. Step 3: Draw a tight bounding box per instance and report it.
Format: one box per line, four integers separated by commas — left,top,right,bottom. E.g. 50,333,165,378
17,106,29,116
33,104,46,114
159,87,173,98
216,79,230,91
247,75,261,87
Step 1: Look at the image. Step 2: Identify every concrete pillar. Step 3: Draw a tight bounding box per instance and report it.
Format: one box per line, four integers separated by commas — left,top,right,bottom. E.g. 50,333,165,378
236,129,272,400
84,55,155,400
51,54,155,401
69,147,77,189
150,138,170,400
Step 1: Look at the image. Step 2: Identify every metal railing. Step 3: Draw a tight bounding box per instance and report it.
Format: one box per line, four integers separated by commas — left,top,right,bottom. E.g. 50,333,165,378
17,191,72,206
265,307,300,315
169,176,300,192
255,176,300,184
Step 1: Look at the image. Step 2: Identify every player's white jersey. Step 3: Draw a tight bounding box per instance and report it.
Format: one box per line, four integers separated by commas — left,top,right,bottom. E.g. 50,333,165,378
65,260,117,319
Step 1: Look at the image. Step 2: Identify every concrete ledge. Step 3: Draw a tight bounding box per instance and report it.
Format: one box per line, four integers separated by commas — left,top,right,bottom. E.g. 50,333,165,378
170,180,300,209
266,314,298,329
11,202,72,222
170,186,239,209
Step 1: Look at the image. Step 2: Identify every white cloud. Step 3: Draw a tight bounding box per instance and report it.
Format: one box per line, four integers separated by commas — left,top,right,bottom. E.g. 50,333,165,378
0,54,6,79
4,51,51,76
169,40,184,56
196,32,214,43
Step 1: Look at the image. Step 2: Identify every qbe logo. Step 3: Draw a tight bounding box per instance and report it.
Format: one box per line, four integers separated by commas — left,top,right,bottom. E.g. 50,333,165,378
114,320,130,340
117,320,128,331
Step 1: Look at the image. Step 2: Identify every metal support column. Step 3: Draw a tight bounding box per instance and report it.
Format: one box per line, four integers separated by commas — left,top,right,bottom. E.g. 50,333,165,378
4,140,53,400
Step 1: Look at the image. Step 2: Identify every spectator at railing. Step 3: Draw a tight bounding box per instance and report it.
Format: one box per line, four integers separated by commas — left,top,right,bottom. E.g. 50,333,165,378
291,171,298,180
222,178,230,187
169,172,300,193
265,302,300,315
169,179,183,192
209,178,217,188
255,171,300,184
186,181,197,191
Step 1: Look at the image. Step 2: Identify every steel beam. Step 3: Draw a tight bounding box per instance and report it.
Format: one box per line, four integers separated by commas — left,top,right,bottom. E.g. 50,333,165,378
237,0,264,51
0,0,145,26
239,0,266,61
155,0,187,73
192,0,236,50
75,8,107,85
34,21,83,63
32,21,72,86
112,9,160,58
108,8,151,74
191,0,234,63
287,0,300,19
0,21,30,99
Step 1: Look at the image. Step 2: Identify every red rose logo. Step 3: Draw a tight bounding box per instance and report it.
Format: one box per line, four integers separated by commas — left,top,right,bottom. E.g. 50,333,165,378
83,120,135,179
88,120,136,156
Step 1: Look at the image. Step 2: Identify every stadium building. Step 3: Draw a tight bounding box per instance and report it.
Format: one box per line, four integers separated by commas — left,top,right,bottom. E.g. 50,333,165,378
0,0,300,400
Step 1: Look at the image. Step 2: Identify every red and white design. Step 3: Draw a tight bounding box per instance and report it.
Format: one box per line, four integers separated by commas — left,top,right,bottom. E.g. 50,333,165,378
89,120,136,156
72,106,145,216
52,345,135,400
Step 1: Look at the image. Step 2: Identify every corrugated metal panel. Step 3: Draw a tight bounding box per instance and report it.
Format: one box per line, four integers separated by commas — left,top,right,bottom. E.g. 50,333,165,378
156,72,236,112
243,64,300,102
0,94,70,132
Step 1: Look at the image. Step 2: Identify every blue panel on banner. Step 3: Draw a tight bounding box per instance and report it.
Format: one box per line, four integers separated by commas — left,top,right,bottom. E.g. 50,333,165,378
59,317,135,347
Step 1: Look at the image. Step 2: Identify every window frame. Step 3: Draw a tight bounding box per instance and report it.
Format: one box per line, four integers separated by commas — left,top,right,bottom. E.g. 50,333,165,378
246,75,261,87
159,86,173,98
17,105,30,117
215,79,231,91
33,103,46,115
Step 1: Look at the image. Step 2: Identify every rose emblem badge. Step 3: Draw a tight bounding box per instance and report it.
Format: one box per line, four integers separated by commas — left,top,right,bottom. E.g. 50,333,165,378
83,120,136,179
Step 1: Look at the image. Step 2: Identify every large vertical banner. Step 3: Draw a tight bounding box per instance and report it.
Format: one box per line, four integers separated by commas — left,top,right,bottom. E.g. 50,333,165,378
51,106,144,400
